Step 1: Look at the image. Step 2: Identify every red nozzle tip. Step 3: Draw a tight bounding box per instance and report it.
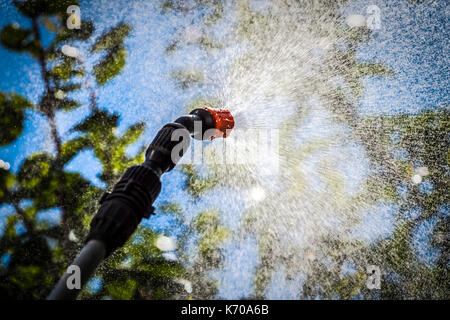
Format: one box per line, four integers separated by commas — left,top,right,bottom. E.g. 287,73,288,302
204,107,235,139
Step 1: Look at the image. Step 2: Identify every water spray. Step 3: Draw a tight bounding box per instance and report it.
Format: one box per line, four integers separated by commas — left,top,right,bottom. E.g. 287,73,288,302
47,107,235,300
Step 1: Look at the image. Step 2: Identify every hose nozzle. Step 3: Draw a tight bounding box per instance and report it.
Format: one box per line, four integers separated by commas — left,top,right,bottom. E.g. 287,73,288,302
189,107,235,140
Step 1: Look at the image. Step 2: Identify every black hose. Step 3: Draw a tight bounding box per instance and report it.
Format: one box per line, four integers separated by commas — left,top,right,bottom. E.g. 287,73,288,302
47,240,106,300
47,108,218,300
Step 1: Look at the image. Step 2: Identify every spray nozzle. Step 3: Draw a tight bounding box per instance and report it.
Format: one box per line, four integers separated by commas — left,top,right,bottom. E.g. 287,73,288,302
188,107,235,140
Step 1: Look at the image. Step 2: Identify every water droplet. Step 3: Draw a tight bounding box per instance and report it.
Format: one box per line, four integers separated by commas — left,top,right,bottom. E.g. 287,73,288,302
0,159,10,170
345,14,366,28
411,174,422,185
69,230,78,242
61,45,80,58
156,235,177,251
416,166,429,177
55,90,65,100
176,279,193,293
250,186,266,202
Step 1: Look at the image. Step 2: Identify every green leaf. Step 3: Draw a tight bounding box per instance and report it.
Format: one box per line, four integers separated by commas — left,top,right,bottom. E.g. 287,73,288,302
193,210,229,260
181,164,217,198
0,92,33,145
14,0,79,17
17,153,53,189
40,90,81,113
49,58,83,81
61,136,89,164
0,24,31,52
105,278,137,300
93,44,126,85
165,40,179,55
56,21,94,43
236,7,266,38
74,109,119,133
62,171,91,214
193,210,221,233
118,122,145,147
60,83,82,92
161,1,178,12
197,226,229,255
158,202,182,215
57,98,80,111
356,63,395,77
91,23,131,52
170,69,204,90
4,215,20,238
430,218,449,247
198,36,224,50
0,170,16,204
336,271,366,299
203,2,224,25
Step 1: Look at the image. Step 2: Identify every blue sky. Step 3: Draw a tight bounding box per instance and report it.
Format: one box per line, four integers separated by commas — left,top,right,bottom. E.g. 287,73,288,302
0,0,447,184
346,0,449,114
0,0,448,299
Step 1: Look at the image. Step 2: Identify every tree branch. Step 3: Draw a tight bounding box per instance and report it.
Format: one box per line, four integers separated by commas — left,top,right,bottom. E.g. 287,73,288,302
31,16,70,259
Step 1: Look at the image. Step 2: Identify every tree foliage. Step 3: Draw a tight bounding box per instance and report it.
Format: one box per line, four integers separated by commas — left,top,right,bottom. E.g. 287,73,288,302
0,0,447,300
162,0,449,299
0,0,185,299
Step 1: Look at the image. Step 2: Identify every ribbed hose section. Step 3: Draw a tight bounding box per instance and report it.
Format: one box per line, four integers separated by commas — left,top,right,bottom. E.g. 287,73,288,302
111,165,162,214
85,165,161,256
